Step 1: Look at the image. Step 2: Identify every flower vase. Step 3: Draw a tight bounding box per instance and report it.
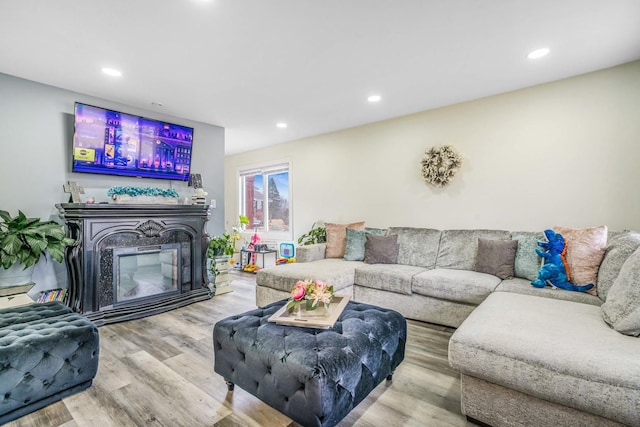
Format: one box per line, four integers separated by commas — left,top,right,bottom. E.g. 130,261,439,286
323,300,331,314
291,304,302,318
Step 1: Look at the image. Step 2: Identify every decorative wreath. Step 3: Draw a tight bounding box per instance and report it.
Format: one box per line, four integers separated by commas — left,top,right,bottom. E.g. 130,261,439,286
420,145,462,187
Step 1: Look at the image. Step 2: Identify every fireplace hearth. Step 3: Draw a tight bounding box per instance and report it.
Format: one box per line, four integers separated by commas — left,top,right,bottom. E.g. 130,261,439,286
57,203,211,325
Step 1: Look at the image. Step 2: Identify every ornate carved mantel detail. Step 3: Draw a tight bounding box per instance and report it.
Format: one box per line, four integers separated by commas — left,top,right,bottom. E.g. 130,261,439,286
56,203,211,326
137,219,164,237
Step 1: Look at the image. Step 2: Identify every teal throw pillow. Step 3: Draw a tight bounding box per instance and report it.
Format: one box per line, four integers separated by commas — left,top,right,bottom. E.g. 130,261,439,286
512,232,544,281
344,228,366,261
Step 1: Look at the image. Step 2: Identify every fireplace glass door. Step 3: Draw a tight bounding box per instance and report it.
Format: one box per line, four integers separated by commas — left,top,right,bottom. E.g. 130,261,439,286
114,243,181,305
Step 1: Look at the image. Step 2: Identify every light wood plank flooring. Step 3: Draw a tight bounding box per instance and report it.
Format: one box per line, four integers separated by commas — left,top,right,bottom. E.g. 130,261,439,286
6,273,473,427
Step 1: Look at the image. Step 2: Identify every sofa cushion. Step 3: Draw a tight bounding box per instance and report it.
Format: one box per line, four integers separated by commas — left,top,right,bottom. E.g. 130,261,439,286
325,221,365,258
387,227,442,269
474,238,518,279
355,264,426,295
601,247,640,336
412,268,501,305
554,225,608,294
256,259,364,293
364,234,398,264
449,292,640,427
436,229,511,270
496,278,602,306
344,228,387,261
511,231,544,281
597,231,640,301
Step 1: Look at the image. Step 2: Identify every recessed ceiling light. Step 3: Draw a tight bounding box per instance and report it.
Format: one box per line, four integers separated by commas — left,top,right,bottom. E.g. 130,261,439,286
527,48,550,60
367,95,382,103
101,67,122,77
276,122,287,129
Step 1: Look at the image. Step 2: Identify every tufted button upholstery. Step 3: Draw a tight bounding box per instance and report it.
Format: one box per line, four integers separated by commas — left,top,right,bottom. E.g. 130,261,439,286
213,300,406,427
0,302,73,329
0,303,99,425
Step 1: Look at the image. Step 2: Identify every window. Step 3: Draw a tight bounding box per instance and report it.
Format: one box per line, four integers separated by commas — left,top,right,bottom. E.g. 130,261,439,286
239,163,290,233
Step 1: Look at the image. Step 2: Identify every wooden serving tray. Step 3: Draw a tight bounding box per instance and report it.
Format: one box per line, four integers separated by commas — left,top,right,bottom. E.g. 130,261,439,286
268,295,350,329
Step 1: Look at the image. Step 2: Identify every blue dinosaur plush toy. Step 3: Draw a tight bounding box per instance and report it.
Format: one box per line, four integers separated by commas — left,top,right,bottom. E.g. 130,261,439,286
531,229,594,292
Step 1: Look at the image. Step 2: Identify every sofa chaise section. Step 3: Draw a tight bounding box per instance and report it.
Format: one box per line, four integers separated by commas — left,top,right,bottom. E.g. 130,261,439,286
449,292,639,427
256,257,363,307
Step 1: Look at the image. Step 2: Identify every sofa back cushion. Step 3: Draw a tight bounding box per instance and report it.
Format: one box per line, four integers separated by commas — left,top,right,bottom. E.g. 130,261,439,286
387,227,441,269
597,231,640,301
601,247,640,336
436,229,511,270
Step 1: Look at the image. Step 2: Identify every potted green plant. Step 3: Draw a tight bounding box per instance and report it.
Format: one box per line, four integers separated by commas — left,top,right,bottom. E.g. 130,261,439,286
0,210,75,286
207,232,235,279
297,222,327,246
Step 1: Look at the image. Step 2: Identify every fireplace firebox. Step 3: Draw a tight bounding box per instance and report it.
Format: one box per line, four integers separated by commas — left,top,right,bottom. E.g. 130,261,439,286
56,203,211,325
113,243,181,305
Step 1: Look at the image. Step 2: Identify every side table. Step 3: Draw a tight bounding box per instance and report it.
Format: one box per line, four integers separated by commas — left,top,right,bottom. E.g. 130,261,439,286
240,248,277,271
214,256,234,295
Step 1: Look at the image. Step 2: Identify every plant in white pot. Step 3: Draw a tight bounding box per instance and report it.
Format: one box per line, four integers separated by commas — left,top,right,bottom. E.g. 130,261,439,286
207,232,235,279
0,210,75,287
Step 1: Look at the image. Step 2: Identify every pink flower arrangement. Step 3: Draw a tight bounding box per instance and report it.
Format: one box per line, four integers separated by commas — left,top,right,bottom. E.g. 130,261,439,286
286,279,334,312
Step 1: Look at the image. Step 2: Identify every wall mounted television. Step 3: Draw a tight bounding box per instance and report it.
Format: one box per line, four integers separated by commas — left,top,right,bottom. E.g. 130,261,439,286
72,102,194,181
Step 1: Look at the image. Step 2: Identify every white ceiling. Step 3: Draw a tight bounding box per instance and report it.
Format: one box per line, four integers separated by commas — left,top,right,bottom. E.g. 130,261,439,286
1,1,640,155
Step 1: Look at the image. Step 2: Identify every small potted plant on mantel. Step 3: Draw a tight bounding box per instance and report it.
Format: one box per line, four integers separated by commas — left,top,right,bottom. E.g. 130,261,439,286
0,210,75,288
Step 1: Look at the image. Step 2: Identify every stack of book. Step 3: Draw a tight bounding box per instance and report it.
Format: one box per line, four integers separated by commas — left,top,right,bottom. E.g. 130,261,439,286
36,288,67,304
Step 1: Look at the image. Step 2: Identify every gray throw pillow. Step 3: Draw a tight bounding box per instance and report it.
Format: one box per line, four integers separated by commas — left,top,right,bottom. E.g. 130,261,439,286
474,238,518,280
512,232,544,281
364,234,398,264
601,247,640,336
597,231,640,301
344,228,366,261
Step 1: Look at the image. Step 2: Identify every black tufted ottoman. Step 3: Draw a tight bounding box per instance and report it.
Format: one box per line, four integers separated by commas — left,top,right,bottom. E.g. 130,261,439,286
0,302,100,424
213,300,406,427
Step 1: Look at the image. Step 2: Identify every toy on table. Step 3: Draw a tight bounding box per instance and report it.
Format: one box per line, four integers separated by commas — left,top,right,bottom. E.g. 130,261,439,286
276,242,296,266
531,229,594,292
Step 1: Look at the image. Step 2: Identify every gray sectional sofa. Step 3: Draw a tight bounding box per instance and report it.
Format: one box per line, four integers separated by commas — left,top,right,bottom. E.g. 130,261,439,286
255,227,640,426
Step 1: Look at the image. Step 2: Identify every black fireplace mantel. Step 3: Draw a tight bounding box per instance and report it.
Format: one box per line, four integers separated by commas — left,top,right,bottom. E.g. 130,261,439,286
56,203,212,325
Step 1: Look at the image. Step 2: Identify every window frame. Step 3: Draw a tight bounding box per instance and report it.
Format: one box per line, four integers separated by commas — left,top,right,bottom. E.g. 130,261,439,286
238,161,291,238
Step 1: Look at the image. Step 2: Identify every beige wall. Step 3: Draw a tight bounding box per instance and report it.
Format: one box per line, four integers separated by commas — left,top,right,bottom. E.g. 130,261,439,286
225,60,640,242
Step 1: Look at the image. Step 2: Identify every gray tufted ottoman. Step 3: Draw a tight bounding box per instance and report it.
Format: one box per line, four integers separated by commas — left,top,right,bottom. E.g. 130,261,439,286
213,300,406,427
0,302,100,424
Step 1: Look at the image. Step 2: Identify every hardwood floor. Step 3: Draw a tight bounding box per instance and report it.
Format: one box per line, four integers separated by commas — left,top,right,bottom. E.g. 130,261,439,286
6,273,473,427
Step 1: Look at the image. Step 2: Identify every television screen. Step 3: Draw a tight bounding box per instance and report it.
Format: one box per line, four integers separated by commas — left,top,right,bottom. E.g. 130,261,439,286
72,102,194,181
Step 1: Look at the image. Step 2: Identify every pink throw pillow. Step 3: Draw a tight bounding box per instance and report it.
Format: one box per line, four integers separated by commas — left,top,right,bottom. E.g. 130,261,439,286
554,225,608,295
325,222,366,258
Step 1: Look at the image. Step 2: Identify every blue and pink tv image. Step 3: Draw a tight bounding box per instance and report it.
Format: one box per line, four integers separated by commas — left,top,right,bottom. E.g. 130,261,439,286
72,102,194,181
